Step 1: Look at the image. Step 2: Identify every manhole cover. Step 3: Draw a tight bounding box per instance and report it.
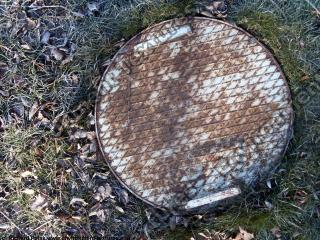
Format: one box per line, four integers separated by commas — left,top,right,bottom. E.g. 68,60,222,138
95,17,293,212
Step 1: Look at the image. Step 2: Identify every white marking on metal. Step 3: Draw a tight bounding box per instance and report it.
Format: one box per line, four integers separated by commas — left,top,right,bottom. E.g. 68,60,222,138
134,25,192,53
185,187,242,209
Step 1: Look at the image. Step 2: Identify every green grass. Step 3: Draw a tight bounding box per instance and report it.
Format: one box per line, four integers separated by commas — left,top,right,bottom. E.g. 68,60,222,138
0,0,320,239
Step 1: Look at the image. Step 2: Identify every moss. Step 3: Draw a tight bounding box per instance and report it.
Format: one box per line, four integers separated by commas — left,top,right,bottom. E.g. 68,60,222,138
163,227,193,240
218,211,274,233
120,0,195,39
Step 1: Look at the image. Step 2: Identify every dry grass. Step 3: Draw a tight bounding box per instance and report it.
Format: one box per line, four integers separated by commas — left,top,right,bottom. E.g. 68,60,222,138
0,0,319,239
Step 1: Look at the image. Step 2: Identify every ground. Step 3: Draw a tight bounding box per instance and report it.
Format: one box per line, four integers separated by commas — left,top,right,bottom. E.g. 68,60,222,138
0,0,319,239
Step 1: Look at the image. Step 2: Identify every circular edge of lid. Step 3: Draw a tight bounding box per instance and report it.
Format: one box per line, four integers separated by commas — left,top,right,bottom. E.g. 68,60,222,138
94,16,294,213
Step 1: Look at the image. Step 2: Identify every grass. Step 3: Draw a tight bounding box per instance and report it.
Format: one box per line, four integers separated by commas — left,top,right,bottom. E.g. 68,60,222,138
0,0,320,239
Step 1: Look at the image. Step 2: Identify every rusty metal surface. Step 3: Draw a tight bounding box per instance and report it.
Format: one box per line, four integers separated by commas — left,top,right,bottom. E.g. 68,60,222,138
95,17,293,212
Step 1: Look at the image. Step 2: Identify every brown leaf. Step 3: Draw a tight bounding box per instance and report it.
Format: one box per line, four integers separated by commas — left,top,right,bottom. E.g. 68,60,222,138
0,89,9,97
28,101,39,120
117,188,129,205
41,31,50,44
87,2,98,12
0,224,12,230
93,184,112,202
51,48,65,61
115,206,124,214
70,197,88,206
21,44,31,50
25,17,37,29
271,226,281,239
30,195,47,211
232,227,254,240
22,189,35,195
61,55,73,65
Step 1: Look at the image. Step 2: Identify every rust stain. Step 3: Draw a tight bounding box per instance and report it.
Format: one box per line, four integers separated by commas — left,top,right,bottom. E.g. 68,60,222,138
95,17,293,212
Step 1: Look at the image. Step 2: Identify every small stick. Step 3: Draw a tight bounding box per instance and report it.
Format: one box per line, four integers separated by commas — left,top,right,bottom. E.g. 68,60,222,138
0,211,31,237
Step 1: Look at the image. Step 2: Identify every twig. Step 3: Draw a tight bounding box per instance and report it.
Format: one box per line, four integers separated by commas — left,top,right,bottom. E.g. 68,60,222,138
32,220,53,232
304,0,320,15
0,211,31,237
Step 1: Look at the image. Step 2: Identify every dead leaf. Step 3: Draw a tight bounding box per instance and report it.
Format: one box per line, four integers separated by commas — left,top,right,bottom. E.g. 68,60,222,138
71,129,92,140
21,44,31,50
117,188,129,205
93,184,112,202
92,172,109,180
0,224,12,230
25,17,37,29
169,215,177,230
30,195,47,211
28,101,39,120
0,89,9,97
265,200,273,209
22,189,35,195
61,55,73,65
72,11,85,18
41,31,50,44
87,2,98,12
197,232,212,239
271,226,281,239
70,197,88,206
21,170,37,178
96,209,106,222
51,48,65,61
115,206,124,214
70,216,81,222
232,227,254,240
266,180,272,189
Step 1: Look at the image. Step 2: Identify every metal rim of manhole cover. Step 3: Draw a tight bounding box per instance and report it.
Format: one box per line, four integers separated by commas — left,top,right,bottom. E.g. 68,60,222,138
95,17,293,213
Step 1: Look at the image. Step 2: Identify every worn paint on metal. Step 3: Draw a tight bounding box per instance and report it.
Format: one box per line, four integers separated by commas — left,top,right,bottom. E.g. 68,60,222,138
95,17,293,212
185,186,241,209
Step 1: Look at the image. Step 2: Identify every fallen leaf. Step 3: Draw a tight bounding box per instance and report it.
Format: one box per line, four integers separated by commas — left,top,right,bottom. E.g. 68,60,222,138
31,195,47,211
265,200,273,209
21,44,31,50
87,2,98,12
21,170,37,178
41,31,50,44
271,226,281,239
0,89,9,97
169,215,177,230
71,216,82,221
96,209,106,222
51,48,65,61
61,55,73,65
0,224,12,230
70,197,88,206
28,101,39,120
22,189,35,195
232,227,254,240
267,180,272,189
115,206,124,214
25,17,37,29
117,188,129,205
72,11,85,18
92,172,109,180
197,232,211,239
93,184,112,202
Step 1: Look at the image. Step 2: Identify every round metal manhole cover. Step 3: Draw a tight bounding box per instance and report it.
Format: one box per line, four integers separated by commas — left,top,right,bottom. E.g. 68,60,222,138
95,17,293,212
